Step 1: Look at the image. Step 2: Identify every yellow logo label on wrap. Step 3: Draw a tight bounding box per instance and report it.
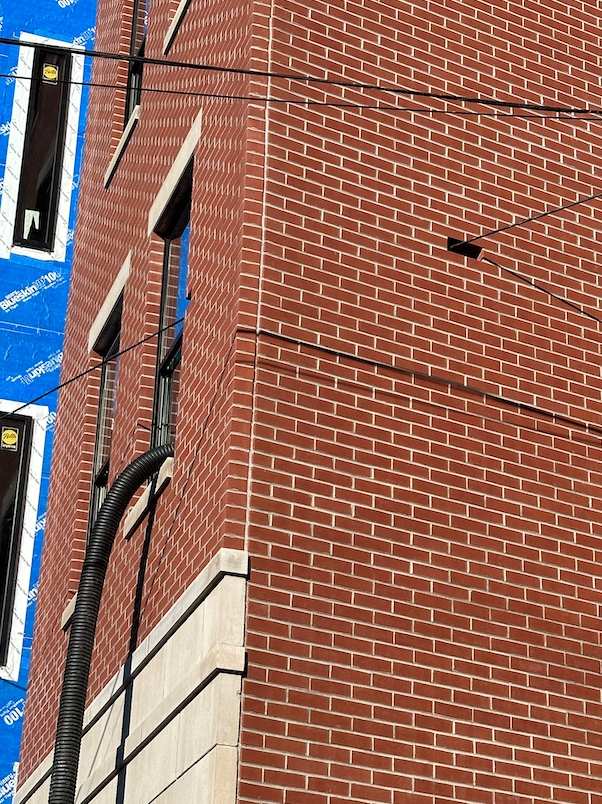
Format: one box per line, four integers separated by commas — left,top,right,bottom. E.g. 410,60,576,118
42,64,59,84
1,427,18,451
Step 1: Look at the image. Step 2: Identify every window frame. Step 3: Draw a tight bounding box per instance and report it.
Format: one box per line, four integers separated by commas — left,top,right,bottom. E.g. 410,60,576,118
163,0,193,54
124,0,149,127
124,38,145,125
13,47,73,252
89,300,122,532
153,330,183,449
0,413,33,667
151,161,192,448
0,34,85,262
0,401,47,682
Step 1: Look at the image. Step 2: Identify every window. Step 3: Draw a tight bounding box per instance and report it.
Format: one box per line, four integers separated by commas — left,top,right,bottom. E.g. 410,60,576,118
0,402,46,681
125,39,145,123
0,415,33,666
152,161,192,447
13,48,71,251
125,0,149,125
90,300,121,528
0,35,85,261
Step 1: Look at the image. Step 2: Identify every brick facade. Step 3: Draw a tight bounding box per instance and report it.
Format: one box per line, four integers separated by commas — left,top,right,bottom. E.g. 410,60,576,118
18,1,602,803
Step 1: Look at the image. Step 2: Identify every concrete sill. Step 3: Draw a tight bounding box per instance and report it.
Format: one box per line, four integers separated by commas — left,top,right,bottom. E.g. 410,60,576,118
104,106,140,188
61,594,77,631
163,0,192,54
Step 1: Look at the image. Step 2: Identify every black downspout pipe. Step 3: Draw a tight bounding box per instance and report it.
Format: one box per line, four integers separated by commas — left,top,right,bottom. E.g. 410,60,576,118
48,443,174,804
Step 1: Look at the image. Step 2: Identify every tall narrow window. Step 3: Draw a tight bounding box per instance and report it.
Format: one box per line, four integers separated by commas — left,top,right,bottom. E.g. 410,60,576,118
152,161,192,447
125,0,149,125
14,48,71,251
90,301,121,528
0,415,33,666
125,39,145,123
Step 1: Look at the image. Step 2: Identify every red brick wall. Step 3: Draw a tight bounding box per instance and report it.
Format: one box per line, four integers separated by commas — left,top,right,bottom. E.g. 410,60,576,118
238,1,602,802
241,337,602,804
19,0,265,777
19,0,602,802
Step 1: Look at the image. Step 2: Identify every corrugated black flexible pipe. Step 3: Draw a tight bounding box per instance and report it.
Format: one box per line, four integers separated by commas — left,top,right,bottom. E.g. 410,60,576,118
48,443,174,804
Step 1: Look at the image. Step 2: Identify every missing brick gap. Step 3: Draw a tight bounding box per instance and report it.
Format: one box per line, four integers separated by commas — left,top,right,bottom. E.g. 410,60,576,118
447,236,483,260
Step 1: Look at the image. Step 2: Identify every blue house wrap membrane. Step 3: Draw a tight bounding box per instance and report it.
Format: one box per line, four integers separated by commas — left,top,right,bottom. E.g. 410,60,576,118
0,0,96,798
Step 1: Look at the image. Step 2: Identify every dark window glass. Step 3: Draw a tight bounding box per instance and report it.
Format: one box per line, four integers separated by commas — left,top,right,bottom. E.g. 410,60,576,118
0,415,32,665
90,310,121,530
125,39,145,123
124,0,149,124
154,220,190,447
14,48,71,251
152,162,192,447
160,222,190,349
154,334,183,449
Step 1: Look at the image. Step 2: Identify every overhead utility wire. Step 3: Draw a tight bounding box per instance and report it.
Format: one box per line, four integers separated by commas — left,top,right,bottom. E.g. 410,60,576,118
2,36,602,116
5,319,602,440
0,316,184,422
139,325,600,627
257,344,599,448
455,188,602,249
137,335,238,624
243,327,602,439
481,255,602,326
2,70,602,120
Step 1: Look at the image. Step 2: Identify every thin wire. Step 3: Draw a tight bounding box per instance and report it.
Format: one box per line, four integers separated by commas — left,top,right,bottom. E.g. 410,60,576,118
3,36,602,115
454,189,602,249
137,326,601,633
0,316,184,422
246,327,602,438
482,255,602,325
255,351,600,448
4,71,602,120
6,319,602,448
